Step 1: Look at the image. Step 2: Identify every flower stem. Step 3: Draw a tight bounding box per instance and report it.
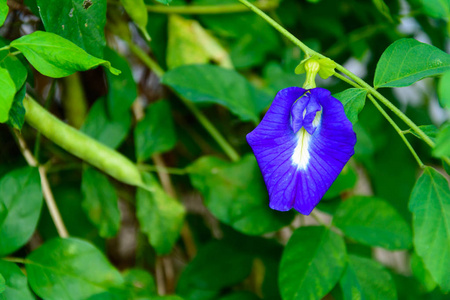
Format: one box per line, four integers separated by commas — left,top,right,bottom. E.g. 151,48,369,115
367,95,425,168
335,65,436,148
126,40,240,162
237,0,314,57
236,0,442,162
146,0,279,14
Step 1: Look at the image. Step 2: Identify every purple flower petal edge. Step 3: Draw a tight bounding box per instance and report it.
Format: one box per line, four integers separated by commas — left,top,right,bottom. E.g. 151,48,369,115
246,87,357,215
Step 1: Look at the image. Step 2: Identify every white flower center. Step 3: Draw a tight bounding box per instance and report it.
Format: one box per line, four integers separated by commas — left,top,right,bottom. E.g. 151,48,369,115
291,110,322,169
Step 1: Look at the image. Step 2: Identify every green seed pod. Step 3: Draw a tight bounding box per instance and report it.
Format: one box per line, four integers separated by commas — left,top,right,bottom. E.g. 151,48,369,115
24,96,143,187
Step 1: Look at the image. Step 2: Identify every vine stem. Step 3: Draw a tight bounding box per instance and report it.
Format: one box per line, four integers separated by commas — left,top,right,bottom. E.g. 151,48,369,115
237,0,313,57
146,0,278,14
367,94,425,168
12,130,69,238
237,0,447,163
2,257,31,264
126,40,240,162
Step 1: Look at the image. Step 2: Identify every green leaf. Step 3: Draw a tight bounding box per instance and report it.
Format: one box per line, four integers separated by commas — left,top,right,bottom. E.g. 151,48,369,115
137,173,185,255
409,166,450,291
26,237,125,300
433,122,450,158
81,166,121,238
155,0,172,4
198,10,279,69
219,292,260,300
167,14,210,69
81,97,131,149
0,55,27,91
0,0,8,27
372,0,394,22
10,31,120,78
0,273,4,294
162,64,272,123
149,296,183,300
121,0,150,40
279,226,346,300
0,261,35,300
188,155,294,235
410,252,437,292
340,254,397,300
134,100,177,162
6,84,26,130
438,70,450,108
0,67,16,123
323,163,357,199
333,196,412,250
333,88,367,124
406,125,438,142
0,167,42,256
420,0,450,19
123,268,157,298
36,0,107,57
177,240,252,298
374,38,450,88
104,47,137,121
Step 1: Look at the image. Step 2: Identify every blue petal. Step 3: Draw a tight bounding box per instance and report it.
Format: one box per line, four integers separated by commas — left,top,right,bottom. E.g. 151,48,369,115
247,87,356,215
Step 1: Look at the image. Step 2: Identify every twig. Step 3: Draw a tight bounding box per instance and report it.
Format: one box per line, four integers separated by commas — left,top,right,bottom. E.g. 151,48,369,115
12,130,69,238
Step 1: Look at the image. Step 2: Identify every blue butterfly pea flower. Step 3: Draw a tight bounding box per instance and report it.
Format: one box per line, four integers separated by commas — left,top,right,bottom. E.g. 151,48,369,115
247,87,356,215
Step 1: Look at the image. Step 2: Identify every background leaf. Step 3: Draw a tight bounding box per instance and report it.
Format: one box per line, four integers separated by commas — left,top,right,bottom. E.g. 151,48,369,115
279,226,346,300
0,261,35,300
406,125,438,142
333,196,412,250
188,155,294,235
339,254,397,300
438,70,450,108
322,163,358,200
0,167,42,256
0,273,4,294
410,252,437,293
123,268,157,299
134,100,177,162
0,55,27,91
420,0,450,20
0,67,16,123
36,0,107,57
162,64,272,123
167,14,209,69
374,38,450,88
81,97,131,149
196,7,280,69
177,240,253,299
0,0,8,27
433,122,450,158
81,166,121,238
333,88,367,124
137,173,185,255
121,0,150,40
409,167,450,291
10,31,119,78
6,84,26,130
26,238,125,300
104,47,137,121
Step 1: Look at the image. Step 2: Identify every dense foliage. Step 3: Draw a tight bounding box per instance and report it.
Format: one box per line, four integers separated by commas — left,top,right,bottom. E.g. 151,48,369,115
0,0,449,299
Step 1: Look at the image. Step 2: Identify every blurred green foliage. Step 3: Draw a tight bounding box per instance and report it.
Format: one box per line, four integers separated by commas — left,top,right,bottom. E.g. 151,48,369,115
0,0,449,299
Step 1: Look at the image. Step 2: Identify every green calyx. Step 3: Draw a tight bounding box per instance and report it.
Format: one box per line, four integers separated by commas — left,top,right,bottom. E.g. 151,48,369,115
295,56,337,89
